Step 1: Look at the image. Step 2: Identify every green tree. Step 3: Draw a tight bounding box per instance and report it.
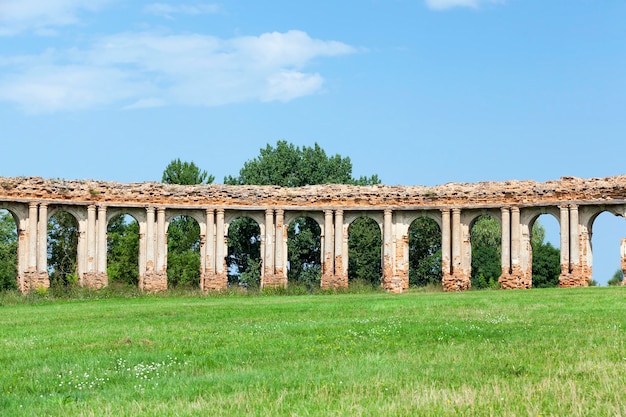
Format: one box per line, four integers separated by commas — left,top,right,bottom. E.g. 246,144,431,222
107,214,139,286
225,141,379,186
225,141,380,284
0,211,18,291
162,159,213,287
531,221,561,288
226,218,261,287
471,216,501,289
409,217,442,287
162,158,215,185
48,211,79,287
348,218,382,285
607,269,624,286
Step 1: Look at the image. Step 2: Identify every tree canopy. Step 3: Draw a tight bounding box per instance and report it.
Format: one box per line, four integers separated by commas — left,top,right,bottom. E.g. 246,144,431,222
163,159,212,287
225,141,380,286
162,158,214,185
225,141,379,187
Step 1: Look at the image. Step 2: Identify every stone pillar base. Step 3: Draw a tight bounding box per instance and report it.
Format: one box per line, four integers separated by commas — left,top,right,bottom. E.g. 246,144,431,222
140,272,168,292
499,266,532,289
261,274,288,289
321,274,349,290
442,273,471,292
558,273,589,288
201,272,228,292
82,272,108,290
21,271,50,293
559,265,592,288
381,276,405,293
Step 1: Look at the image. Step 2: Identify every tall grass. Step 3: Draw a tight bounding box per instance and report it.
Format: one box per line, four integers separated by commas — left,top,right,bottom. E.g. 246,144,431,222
1,287,625,416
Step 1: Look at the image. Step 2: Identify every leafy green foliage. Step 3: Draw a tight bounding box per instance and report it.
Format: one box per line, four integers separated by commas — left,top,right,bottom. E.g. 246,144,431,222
162,159,213,287
471,216,501,289
167,216,201,288
531,221,561,288
224,141,380,286
348,218,382,285
409,217,442,286
0,211,18,290
107,214,139,285
287,217,322,286
225,141,380,187
162,158,214,185
607,269,624,286
47,212,79,287
226,217,261,286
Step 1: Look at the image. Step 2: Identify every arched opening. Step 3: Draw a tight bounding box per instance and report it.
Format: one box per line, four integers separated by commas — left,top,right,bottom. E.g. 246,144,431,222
348,217,382,286
47,211,79,288
589,211,626,286
226,217,261,288
470,214,501,289
167,215,201,288
408,217,442,287
287,216,321,288
107,213,139,287
530,214,561,288
0,209,18,291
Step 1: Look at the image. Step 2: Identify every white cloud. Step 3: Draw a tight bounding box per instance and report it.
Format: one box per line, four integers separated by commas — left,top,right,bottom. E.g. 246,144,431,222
0,0,116,36
0,30,357,112
425,0,505,11
144,3,220,19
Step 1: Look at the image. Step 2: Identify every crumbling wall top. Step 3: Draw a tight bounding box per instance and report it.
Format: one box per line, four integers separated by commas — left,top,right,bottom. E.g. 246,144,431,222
1,175,625,209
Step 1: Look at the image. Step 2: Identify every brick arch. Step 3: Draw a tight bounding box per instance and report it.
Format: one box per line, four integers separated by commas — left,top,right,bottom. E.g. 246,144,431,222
224,210,265,238
345,211,383,231
106,207,144,225
47,204,85,224
165,209,205,230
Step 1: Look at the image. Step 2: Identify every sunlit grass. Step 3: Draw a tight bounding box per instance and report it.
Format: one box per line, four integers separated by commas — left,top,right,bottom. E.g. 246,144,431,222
1,287,625,416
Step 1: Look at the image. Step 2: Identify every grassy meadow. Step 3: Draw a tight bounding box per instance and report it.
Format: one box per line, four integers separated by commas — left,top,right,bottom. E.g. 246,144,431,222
1,286,626,416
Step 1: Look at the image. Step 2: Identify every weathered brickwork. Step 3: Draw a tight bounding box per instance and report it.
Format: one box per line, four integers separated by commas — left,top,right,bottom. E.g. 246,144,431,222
1,175,625,293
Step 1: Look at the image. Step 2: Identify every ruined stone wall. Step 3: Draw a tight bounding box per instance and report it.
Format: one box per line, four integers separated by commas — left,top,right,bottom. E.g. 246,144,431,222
2,175,626,209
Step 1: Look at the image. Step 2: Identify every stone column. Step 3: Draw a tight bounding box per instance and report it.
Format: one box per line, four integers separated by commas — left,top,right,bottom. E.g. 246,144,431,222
569,204,580,270
444,208,469,291
441,209,451,278
565,204,587,287
214,209,228,289
569,204,588,285
24,202,50,292
87,205,96,273
146,207,155,273
498,207,511,278
37,203,48,276
382,209,394,290
156,208,166,275
91,205,108,289
97,206,107,274
83,205,104,289
27,203,38,274
333,209,348,289
321,210,335,289
620,239,626,285
264,209,275,280
511,207,529,288
141,207,166,291
559,205,570,275
274,209,287,286
28,203,37,273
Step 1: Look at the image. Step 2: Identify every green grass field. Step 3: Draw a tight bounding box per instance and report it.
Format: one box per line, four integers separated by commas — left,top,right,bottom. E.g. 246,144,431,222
1,287,626,416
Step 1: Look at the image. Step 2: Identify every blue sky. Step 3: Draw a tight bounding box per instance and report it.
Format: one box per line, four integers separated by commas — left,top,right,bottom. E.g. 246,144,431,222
1,0,625,283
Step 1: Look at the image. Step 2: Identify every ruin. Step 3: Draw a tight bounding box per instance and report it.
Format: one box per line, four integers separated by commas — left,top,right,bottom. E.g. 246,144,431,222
1,175,625,293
